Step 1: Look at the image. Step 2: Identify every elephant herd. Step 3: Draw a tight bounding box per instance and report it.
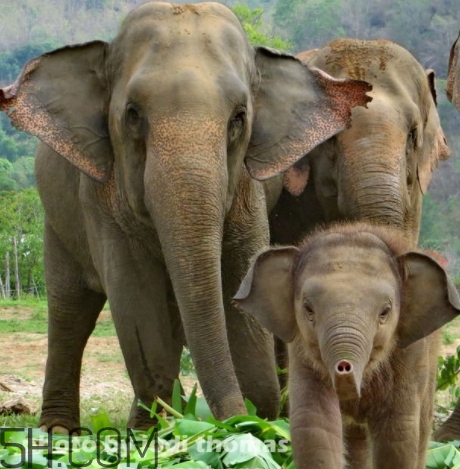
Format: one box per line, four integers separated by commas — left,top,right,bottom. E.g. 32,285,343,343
1,2,460,467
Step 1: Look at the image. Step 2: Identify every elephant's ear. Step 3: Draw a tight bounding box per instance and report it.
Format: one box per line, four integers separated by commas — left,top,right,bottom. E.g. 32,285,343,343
234,246,299,343
417,70,451,194
397,252,460,348
246,47,372,195
0,41,112,182
447,31,460,111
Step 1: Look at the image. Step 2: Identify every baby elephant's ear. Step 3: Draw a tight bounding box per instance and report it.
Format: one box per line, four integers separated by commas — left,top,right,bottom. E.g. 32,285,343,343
397,252,460,348
234,246,299,343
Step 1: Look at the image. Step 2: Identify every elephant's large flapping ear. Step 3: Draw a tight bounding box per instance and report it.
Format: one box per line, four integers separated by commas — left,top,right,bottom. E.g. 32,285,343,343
0,41,112,182
246,47,372,195
397,252,460,348
417,70,451,194
447,31,460,111
234,246,299,343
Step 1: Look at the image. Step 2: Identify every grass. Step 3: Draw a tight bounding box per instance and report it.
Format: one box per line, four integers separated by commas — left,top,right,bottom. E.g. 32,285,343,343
0,298,116,336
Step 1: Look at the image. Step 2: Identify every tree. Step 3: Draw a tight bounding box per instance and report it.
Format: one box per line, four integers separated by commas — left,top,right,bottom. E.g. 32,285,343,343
233,4,291,50
0,189,44,298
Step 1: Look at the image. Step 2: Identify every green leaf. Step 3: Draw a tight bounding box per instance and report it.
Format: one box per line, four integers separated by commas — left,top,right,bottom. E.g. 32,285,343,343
244,399,257,416
166,462,209,469
184,383,198,417
188,443,223,469
174,419,216,438
426,444,456,468
221,434,280,469
195,397,214,422
90,411,112,432
172,380,183,414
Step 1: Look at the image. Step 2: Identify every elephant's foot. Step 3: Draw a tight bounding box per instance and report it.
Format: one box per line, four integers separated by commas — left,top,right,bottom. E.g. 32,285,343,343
38,415,80,435
39,425,71,435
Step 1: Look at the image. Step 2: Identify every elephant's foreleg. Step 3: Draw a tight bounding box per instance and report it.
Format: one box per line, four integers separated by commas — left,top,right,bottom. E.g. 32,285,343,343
39,223,106,432
100,235,183,429
222,176,280,419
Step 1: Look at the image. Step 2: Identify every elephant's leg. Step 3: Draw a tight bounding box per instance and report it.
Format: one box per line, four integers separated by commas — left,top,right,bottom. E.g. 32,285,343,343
222,177,280,419
370,400,421,469
39,223,106,432
344,424,371,469
101,236,183,429
434,401,460,442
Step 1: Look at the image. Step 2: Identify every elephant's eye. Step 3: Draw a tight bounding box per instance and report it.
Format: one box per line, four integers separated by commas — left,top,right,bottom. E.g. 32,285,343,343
125,103,143,134
228,108,246,144
379,305,391,324
303,300,315,322
407,128,418,149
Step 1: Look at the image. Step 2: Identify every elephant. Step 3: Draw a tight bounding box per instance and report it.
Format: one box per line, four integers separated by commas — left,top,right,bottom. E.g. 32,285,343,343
266,39,450,247
263,38,451,393
431,30,460,442
446,30,460,111
0,2,372,430
235,222,460,469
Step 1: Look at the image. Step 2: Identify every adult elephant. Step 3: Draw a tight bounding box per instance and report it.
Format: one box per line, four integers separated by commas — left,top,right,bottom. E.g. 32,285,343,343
433,30,460,442
0,3,371,431
267,39,450,248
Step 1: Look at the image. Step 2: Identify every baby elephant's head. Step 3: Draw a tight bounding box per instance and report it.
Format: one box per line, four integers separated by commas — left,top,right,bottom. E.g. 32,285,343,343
234,224,460,401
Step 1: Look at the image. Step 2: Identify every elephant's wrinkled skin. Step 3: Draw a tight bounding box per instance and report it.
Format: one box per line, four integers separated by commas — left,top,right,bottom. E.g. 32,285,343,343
446,31,460,111
432,30,460,442
235,223,460,469
0,2,371,430
267,39,450,247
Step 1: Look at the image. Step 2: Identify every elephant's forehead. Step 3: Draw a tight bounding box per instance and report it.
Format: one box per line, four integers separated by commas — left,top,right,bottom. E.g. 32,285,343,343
310,38,424,88
302,243,393,277
117,2,246,50
110,2,251,78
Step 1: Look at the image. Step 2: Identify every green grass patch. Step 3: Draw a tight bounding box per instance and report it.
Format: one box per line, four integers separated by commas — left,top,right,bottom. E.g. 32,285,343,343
0,299,116,337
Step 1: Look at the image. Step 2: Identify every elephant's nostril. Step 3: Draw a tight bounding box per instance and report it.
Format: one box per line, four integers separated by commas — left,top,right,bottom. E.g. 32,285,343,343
336,360,353,374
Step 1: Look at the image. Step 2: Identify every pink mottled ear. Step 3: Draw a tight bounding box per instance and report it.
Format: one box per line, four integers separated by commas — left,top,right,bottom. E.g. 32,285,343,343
245,47,372,183
283,159,310,196
0,41,113,182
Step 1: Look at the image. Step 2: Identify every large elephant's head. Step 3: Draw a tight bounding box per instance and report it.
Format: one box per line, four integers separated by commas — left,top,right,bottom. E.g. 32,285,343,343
291,39,450,245
447,31,460,111
0,3,371,419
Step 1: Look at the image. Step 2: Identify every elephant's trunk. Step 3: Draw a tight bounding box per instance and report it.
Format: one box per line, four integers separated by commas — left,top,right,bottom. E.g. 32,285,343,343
319,314,374,401
144,117,246,419
337,110,410,235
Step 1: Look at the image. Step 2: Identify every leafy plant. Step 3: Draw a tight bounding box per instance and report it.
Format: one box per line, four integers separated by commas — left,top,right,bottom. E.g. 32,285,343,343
437,347,460,395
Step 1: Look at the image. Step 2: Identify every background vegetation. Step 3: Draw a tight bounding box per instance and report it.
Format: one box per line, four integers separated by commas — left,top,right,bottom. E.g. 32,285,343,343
0,0,459,296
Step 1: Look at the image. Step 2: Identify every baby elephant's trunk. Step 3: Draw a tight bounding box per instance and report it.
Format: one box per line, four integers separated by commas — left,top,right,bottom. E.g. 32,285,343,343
332,359,363,400
319,316,374,400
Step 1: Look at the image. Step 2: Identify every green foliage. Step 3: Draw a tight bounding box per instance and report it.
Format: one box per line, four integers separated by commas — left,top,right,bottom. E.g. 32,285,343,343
0,189,44,297
0,384,457,468
233,4,291,50
273,0,345,50
427,441,460,468
437,347,460,408
181,348,196,377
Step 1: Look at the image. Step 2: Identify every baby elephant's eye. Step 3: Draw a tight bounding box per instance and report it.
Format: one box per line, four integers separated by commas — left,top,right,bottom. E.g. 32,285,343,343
379,305,391,324
303,300,315,322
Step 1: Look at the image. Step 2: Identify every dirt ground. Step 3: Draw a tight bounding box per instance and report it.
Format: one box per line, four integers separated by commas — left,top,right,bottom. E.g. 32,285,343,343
2,306,460,424
0,309,198,419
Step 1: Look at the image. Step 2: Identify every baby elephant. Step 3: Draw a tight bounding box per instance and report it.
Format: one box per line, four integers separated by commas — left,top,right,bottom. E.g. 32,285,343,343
235,223,460,469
